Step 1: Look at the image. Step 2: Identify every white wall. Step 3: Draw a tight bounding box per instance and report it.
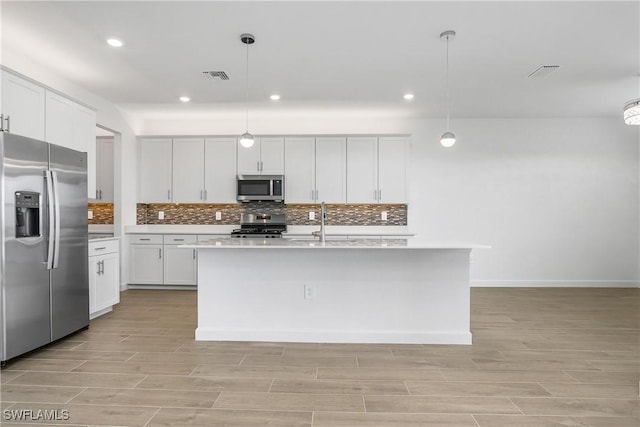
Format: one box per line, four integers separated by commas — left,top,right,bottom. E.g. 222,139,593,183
409,118,639,287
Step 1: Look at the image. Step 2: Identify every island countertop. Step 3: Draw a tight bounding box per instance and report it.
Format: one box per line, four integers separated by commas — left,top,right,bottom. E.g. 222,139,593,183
181,237,490,250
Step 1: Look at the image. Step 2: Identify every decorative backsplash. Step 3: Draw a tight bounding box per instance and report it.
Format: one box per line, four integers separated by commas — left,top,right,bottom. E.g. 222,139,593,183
88,203,114,224
136,202,407,226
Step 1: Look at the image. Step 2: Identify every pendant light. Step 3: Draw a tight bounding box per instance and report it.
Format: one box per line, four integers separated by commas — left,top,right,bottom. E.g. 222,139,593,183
239,33,255,148
623,99,640,125
440,30,456,148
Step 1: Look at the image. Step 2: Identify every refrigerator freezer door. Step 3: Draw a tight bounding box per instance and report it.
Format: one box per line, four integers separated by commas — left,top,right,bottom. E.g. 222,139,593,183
48,144,89,341
1,133,51,361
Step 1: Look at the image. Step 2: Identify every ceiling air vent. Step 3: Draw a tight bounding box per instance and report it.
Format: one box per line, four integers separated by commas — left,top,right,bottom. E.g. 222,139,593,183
202,71,230,81
528,65,560,78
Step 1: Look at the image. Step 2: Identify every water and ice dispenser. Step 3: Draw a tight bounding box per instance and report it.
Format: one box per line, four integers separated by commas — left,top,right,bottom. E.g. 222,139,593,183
15,191,40,238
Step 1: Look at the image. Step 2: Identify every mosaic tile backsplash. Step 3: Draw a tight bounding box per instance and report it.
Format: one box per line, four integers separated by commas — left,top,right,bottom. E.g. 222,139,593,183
88,203,114,224
136,202,407,226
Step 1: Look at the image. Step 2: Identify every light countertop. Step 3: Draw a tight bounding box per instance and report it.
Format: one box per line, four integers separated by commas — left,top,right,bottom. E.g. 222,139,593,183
88,236,119,242
182,237,489,250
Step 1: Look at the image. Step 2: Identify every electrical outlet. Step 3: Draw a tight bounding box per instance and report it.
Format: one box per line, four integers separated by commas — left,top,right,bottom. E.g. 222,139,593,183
304,284,316,300
381,211,388,221
87,210,93,219
309,211,315,220
215,211,222,220
158,211,165,220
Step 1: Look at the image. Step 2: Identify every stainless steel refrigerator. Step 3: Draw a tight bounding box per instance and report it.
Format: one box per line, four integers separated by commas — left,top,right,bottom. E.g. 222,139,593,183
0,132,89,363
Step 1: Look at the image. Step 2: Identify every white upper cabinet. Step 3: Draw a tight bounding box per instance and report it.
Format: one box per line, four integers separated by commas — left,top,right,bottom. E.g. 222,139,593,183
237,137,284,175
45,91,74,147
45,91,97,198
1,70,45,140
347,137,378,203
204,137,237,203
378,136,408,203
96,137,114,202
139,138,172,202
347,136,408,204
259,137,285,175
72,103,97,199
284,137,315,203
284,136,346,204
316,137,346,203
172,138,205,203
2,71,96,198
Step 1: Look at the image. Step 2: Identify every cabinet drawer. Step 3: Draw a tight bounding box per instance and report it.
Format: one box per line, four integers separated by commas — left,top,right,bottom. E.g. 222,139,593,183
130,234,163,244
163,234,197,245
89,239,119,255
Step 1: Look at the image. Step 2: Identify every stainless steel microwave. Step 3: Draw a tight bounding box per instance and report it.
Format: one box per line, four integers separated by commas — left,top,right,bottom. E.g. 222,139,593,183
236,175,284,202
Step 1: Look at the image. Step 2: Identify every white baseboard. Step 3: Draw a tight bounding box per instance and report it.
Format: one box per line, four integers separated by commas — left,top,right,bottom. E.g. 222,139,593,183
471,280,640,288
127,285,197,290
120,283,128,291
195,328,473,345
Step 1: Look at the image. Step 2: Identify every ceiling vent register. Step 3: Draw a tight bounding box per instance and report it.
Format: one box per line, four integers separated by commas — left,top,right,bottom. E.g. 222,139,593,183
203,71,230,80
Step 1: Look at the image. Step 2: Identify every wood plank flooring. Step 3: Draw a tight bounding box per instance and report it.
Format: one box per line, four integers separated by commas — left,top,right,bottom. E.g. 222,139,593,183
1,287,638,426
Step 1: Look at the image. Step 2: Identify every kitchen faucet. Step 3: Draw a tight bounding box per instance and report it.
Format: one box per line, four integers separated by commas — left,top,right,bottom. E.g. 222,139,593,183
312,201,326,242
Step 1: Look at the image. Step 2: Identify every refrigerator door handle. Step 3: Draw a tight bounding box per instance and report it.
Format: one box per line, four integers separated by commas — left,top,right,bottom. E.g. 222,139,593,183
52,170,61,269
45,170,55,270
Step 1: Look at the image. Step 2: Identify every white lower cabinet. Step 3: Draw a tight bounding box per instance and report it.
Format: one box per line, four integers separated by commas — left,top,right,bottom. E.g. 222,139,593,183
128,234,196,286
163,235,197,285
88,239,120,319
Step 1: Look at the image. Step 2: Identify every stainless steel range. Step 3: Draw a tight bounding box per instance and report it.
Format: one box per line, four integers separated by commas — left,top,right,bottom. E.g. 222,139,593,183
231,213,287,238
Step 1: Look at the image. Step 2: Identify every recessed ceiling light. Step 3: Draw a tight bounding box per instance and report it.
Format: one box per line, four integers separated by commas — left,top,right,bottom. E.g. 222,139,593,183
179,96,191,103
404,93,414,100
270,94,281,101
107,38,123,47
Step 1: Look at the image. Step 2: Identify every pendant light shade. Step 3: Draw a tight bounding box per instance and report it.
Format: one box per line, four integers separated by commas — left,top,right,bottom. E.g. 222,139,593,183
240,132,255,148
623,99,640,125
240,33,255,148
440,132,456,148
440,30,456,148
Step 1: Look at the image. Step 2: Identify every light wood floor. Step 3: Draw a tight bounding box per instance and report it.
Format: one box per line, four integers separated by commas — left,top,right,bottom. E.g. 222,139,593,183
1,288,638,426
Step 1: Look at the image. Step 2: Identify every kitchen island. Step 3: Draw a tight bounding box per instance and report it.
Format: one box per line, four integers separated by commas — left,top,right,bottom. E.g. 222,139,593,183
183,238,488,345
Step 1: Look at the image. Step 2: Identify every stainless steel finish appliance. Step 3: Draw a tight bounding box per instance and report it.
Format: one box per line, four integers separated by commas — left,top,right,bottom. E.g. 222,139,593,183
231,213,287,238
236,175,284,202
1,133,89,363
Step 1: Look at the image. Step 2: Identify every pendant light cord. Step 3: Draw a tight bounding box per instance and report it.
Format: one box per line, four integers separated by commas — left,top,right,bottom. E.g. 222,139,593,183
445,34,450,132
245,40,249,132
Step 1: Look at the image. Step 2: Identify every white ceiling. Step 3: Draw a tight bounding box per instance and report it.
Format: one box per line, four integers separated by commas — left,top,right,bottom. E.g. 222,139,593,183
2,1,639,122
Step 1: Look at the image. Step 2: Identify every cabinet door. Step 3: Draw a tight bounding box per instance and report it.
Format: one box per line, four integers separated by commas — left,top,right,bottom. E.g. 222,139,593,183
378,137,408,203
204,137,237,202
237,139,261,174
172,138,205,203
129,244,164,284
259,137,285,175
284,137,315,203
163,246,197,285
346,136,378,203
93,252,120,314
73,103,97,199
316,137,347,203
139,138,172,202
88,257,100,313
45,91,74,147
1,71,45,140
96,138,114,202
